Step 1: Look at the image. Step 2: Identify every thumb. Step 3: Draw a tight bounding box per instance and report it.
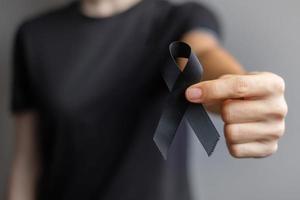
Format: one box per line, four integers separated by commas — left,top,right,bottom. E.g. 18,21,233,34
186,73,275,104
185,78,234,104
185,86,204,103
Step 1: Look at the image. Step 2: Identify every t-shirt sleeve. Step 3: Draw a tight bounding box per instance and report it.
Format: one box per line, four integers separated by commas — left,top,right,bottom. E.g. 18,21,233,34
176,2,222,39
11,24,37,113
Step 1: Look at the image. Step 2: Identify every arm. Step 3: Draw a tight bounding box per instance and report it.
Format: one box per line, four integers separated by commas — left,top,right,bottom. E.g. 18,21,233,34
7,112,40,200
181,31,287,158
181,30,245,80
180,30,245,113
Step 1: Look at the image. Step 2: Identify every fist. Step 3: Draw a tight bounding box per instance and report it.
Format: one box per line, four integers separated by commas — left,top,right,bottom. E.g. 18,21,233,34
185,72,287,158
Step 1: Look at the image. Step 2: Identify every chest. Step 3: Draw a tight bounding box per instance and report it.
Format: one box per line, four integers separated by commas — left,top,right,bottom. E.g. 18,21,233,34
31,29,170,116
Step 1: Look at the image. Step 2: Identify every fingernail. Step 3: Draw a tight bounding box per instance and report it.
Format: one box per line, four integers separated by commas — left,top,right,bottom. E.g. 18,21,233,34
186,88,202,100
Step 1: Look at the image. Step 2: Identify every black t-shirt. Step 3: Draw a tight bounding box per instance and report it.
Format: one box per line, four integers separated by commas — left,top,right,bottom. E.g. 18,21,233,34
11,0,220,199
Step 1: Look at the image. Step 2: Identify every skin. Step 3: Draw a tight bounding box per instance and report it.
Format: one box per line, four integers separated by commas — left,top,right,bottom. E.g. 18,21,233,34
182,31,287,158
7,113,40,200
7,0,287,199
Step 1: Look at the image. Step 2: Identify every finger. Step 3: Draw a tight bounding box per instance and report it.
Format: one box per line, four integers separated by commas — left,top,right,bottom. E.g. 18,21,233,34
224,120,285,144
185,73,284,103
220,71,260,79
221,98,287,123
227,141,278,158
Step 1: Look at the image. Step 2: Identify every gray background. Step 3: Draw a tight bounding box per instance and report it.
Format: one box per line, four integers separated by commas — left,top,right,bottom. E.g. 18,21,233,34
0,0,299,200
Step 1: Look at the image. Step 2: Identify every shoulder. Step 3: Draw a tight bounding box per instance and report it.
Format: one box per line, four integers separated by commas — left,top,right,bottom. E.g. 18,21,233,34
167,1,221,38
173,1,218,22
151,0,218,26
148,0,215,23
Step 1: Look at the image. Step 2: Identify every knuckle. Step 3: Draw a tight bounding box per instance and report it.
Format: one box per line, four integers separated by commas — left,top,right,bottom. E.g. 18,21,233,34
201,82,214,101
282,100,288,116
269,121,285,140
233,76,249,96
267,143,278,155
225,124,239,143
273,74,286,93
272,143,279,154
221,102,233,123
270,99,288,119
261,72,285,95
260,142,278,157
278,121,286,136
208,82,220,100
228,144,242,158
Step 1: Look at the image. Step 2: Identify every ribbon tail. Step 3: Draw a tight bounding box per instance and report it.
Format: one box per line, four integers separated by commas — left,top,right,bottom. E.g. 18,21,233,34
153,90,188,159
185,103,220,156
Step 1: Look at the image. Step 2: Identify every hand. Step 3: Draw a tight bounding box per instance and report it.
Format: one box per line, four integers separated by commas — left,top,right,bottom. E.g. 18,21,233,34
185,72,287,158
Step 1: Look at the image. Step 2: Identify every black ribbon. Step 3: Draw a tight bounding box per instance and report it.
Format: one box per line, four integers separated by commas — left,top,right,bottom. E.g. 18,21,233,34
153,41,220,159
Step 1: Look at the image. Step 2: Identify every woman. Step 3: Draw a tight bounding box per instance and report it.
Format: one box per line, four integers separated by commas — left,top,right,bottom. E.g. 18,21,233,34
7,0,287,199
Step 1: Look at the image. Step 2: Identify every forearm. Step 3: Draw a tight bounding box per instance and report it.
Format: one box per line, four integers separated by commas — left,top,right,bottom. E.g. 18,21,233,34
7,113,40,200
197,45,246,81
7,155,40,200
181,31,246,113
182,30,246,80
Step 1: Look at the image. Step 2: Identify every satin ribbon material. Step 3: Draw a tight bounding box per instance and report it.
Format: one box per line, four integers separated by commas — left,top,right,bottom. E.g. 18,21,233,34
153,41,220,159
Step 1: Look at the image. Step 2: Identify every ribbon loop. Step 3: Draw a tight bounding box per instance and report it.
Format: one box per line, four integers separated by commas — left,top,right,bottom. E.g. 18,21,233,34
154,41,220,159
